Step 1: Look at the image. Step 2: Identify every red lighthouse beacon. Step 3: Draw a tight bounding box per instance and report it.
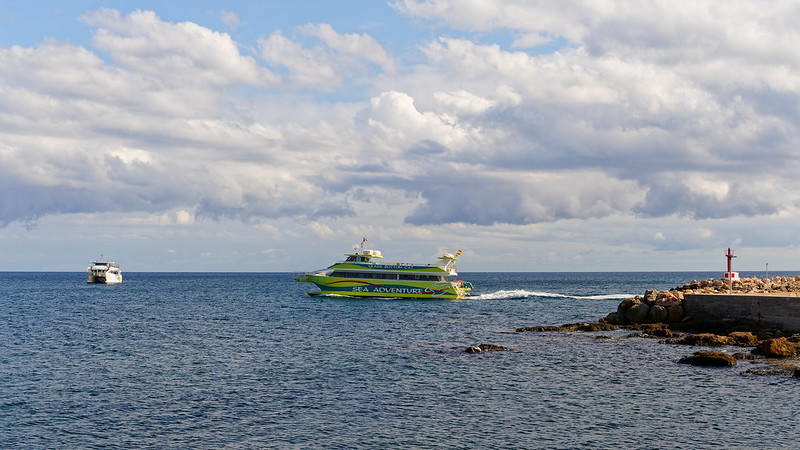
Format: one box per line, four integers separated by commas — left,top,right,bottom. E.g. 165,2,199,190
723,247,739,282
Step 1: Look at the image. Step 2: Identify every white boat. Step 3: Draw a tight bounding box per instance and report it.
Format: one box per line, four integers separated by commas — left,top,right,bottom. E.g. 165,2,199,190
87,258,122,284
293,238,473,299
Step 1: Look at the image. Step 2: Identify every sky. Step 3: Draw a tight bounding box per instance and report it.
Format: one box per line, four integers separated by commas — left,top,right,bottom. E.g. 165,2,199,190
2,0,800,272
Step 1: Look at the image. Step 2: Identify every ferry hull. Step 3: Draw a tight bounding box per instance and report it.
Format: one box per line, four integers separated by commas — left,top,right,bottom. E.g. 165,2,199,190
88,273,122,284
301,275,468,299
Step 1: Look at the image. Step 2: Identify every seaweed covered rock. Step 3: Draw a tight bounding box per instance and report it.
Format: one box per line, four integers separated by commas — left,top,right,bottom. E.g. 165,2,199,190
673,333,732,346
752,337,796,358
624,323,672,338
574,322,617,332
727,331,758,346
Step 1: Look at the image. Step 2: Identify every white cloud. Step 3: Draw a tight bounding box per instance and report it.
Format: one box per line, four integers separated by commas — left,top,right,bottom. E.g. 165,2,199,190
300,23,396,74
80,8,277,87
365,90,480,150
219,10,242,31
5,4,800,270
175,210,195,225
511,33,552,49
433,90,495,116
258,30,338,86
258,23,395,88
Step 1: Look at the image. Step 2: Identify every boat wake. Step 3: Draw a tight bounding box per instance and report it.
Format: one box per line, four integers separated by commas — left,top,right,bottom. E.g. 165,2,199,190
472,290,633,301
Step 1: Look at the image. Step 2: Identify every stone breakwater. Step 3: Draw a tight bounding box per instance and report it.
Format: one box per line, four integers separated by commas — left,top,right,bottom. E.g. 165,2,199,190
601,276,800,327
511,276,800,377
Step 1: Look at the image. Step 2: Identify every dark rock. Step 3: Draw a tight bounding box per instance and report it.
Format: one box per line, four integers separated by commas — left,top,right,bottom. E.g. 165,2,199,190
465,344,508,353
741,365,798,377
624,323,665,331
646,327,672,338
727,331,758,346
673,333,732,347
732,352,760,361
601,312,619,324
752,337,796,358
624,323,672,338
625,302,650,324
516,326,564,332
478,344,508,351
678,351,736,367
575,322,617,332
647,305,668,323
667,304,684,323
615,297,640,324
755,331,783,340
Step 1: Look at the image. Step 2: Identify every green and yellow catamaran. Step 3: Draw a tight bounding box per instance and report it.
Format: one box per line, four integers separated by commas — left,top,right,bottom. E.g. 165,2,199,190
293,238,473,299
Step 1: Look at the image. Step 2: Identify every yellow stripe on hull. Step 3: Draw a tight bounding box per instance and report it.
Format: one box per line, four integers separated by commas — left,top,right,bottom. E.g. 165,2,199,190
304,275,467,299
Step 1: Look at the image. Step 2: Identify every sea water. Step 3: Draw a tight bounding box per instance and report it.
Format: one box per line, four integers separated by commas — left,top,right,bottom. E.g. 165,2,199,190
2,271,799,448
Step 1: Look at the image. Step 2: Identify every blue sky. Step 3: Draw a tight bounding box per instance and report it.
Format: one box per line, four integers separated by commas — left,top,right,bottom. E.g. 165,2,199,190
2,1,800,272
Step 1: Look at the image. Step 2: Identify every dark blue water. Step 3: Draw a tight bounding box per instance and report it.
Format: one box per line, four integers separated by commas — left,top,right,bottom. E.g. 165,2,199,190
2,272,799,448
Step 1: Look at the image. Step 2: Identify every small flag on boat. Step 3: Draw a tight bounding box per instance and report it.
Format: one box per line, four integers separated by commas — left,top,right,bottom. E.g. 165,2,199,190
456,250,462,256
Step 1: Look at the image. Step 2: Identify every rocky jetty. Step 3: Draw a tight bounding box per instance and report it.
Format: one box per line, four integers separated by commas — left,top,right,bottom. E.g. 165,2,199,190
514,276,800,378
602,276,800,328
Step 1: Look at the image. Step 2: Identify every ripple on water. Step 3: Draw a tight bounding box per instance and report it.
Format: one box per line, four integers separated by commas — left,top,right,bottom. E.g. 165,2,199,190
2,272,800,448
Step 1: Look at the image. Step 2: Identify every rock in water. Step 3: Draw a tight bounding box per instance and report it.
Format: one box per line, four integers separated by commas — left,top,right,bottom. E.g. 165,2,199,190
678,351,736,367
727,332,758,346
752,337,797,358
465,344,509,353
674,333,732,346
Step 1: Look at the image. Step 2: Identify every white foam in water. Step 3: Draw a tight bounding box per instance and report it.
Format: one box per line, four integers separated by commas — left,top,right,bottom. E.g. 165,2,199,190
473,290,633,300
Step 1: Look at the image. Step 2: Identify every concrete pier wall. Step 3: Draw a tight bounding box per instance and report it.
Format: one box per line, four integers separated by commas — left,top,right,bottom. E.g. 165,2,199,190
683,294,800,332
